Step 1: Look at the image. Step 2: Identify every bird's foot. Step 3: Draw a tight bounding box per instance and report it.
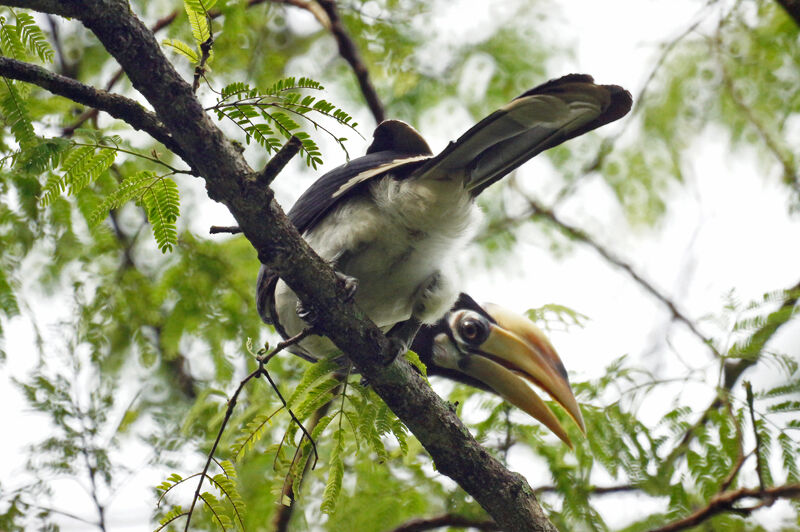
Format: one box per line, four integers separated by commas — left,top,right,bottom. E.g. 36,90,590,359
296,271,358,324
384,317,423,366
336,271,358,302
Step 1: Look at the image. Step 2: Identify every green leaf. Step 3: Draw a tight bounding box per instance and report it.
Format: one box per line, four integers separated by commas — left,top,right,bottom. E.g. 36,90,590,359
320,428,344,515
0,78,36,149
162,38,199,64
0,20,26,60
88,171,158,226
142,177,180,253
404,349,428,380
155,505,186,531
184,1,211,44
39,146,116,206
16,12,54,63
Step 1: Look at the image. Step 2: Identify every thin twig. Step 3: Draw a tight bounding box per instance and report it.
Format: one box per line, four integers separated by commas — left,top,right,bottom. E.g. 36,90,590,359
273,394,338,532
744,381,769,492
719,400,746,492
389,513,501,532
648,484,800,532
276,0,386,123
209,225,243,234
183,328,314,531
552,4,713,207
662,279,800,472
713,20,798,194
515,195,720,358
534,484,638,496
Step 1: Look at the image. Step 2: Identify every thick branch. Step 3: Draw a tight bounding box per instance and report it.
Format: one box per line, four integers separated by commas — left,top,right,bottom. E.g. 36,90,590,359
775,0,800,27
14,1,554,529
0,56,189,164
649,484,800,532
389,514,500,532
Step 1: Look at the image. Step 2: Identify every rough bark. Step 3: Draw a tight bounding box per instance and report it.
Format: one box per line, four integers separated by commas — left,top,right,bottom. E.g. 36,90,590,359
8,1,556,529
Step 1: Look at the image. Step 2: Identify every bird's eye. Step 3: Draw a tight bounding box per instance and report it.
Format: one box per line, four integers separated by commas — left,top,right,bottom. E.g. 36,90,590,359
457,314,489,345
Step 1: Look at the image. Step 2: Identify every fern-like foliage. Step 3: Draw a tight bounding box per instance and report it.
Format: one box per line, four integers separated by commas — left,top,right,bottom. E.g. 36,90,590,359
0,11,53,62
0,77,36,149
39,144,117,206
320,427,344,515
160,0,216,66
155,459,246,532
212,77,359,169
154,505,187,532
14,12,53,62
162,38,200,64
141,176,180,253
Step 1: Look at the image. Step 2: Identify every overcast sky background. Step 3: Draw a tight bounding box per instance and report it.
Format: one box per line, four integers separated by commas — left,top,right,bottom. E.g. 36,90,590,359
2,0,799,530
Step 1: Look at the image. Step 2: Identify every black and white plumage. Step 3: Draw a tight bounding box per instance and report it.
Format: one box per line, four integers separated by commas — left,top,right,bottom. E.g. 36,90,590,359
256,74,632,362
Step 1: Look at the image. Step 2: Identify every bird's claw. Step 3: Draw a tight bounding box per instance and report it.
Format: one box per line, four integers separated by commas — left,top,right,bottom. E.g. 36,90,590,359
336,271,358,302
296,300,316,323
386,337,407,366
296,272,358,324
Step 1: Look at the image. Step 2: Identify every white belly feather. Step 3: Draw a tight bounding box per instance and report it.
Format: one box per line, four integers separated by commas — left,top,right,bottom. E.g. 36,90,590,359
274,176,480,358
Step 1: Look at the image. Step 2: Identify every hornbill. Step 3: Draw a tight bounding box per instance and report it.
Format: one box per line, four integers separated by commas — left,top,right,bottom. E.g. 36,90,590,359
412,293,584,446
256,74,630,438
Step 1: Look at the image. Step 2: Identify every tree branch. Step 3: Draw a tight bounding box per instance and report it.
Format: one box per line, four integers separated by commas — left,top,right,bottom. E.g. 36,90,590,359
0,55,190,166
389,514,501,532
497,194,720,358
13,1,554,529
275,0,386,123
534,484,639,496
257,136,302,187
649,484,800,532
660,278,800,473
775,0,800,27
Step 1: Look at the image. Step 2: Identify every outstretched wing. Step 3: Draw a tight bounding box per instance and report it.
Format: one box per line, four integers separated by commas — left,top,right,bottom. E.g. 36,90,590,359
413,74,632,196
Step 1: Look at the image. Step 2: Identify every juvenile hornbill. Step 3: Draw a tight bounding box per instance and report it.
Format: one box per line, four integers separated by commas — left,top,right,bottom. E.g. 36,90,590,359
256,74,631,439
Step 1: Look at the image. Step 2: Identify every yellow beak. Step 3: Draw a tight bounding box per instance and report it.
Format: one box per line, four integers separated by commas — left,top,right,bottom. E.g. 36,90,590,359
458,304,585,446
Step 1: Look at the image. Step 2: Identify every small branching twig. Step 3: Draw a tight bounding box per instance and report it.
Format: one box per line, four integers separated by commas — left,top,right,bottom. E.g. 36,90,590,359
511,194,720,358
182,327,315,532
649,484,800,532
663,278,800,472
744,381,769,492
713,18,798,194
719,400,746,492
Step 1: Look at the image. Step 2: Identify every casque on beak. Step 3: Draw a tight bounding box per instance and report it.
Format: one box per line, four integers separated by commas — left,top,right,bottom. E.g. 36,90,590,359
451,303,585,446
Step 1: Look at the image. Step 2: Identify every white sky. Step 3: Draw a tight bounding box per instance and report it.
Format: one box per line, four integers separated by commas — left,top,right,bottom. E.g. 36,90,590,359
2,0,799,530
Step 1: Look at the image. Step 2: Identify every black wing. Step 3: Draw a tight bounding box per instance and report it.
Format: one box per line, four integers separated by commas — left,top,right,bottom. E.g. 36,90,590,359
413,74,632,196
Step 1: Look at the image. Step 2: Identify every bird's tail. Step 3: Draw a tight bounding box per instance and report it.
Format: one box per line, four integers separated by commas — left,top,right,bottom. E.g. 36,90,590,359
415,74,632,196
